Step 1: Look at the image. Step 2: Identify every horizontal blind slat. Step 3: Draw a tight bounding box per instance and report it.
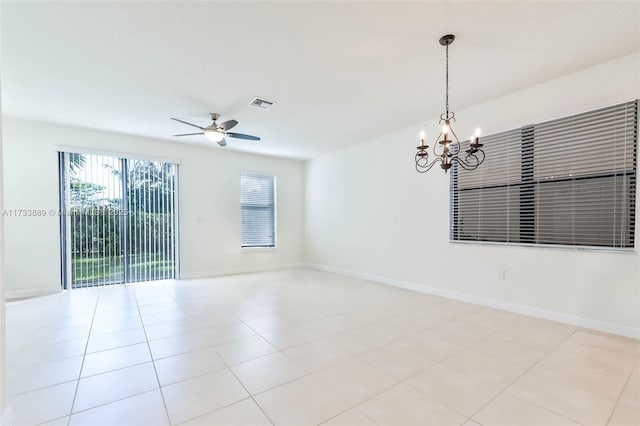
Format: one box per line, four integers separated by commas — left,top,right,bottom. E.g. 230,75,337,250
241,173,276,247
451,100,637,248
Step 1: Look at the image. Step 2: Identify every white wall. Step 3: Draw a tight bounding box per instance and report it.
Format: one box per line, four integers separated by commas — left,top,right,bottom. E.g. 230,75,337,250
2,119,305,297
0,35,7,425
305,52,640,338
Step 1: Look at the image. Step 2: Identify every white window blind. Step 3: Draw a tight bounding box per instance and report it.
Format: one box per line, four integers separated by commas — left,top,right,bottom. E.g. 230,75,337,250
451,100,637,249
241,173,276,248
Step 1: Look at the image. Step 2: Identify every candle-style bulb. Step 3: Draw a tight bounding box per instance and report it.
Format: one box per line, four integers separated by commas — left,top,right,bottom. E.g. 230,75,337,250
419,131,426,141
442,125,449,135
475,128,481,137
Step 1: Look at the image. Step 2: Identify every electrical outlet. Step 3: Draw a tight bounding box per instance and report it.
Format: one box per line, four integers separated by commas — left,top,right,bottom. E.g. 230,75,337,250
497,269,506,280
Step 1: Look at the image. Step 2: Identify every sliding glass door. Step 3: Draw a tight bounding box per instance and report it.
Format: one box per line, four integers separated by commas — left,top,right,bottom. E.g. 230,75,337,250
125,158,178,283
59,152,179,289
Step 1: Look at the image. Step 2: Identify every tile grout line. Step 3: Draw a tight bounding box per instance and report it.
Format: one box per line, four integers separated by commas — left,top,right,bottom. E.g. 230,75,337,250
66,289,102,426
157,282,280,426
10,304,513,424
9,272,638,426
366,308,530,389
604,357,638,425
513,330,640,400
78,357,154,381
463,327,583,424
159,282,279,426
7,377,80,399
317,380,400,426
57,388,159,420
311,318,500,426
357,317,572,424
226,367,277,426
161,283,375,426
214,324,300,425
353,405,381,426
172,397,262,426
154,278,284,425
177,293,530,425
9,336,191,399
132,285,174,426
7,328,90,370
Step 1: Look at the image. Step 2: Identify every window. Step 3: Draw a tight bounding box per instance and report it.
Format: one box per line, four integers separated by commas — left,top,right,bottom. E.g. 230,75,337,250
241,173,276,248
451,100,637,249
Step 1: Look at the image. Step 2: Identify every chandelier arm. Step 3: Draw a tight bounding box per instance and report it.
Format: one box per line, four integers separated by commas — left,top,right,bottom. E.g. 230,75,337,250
467,155,480,168
415,156,443,173
454,148,486,171
457,152,480,168
473,149,486,165
448,125,462,144
415,151,429,173
452,156,480,171
463,149,485,167
431,131,445,157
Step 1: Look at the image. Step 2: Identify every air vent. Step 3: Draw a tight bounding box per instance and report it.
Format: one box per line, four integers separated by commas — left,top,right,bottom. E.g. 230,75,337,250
249,97,275,110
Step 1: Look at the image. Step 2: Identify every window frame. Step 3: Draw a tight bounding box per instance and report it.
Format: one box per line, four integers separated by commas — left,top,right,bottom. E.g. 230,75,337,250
450,100,638,253
240,172,277,249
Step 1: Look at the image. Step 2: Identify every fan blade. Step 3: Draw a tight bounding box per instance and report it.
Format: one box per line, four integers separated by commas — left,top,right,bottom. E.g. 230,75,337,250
226,132,260,141
217,119,238,131
174,132,204,137
217,138,227,147
170,117,205,130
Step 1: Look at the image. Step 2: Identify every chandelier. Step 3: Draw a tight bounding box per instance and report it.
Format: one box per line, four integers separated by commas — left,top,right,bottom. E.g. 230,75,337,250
415,34,485,173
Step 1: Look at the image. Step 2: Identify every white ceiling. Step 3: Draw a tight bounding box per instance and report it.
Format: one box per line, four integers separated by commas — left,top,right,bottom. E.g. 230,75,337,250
2,1,639,159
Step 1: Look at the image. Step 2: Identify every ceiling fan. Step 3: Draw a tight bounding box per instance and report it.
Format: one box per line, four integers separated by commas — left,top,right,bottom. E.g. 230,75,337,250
171,113,260,147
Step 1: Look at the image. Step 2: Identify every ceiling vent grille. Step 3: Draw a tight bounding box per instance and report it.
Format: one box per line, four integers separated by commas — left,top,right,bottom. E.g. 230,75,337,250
249,97,275,110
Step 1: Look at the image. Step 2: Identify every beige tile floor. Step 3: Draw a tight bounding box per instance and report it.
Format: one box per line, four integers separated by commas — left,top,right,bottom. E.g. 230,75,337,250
5,269,640,426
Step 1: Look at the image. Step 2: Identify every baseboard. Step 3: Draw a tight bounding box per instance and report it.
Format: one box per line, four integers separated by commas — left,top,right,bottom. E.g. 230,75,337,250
305,263,640,340
180,263,306,280
6,263,303,297
6,287,61,301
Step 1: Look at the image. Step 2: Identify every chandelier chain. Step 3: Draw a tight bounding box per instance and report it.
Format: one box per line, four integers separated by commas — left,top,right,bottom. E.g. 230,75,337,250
445,44,449,116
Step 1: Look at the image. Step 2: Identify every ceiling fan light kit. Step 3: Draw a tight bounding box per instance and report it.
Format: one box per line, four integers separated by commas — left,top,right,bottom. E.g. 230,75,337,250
415,34,486,173
204,129,225,143
171,113,260,147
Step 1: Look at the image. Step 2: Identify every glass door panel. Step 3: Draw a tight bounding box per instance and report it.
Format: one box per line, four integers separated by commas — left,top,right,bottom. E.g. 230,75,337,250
60,152,178,289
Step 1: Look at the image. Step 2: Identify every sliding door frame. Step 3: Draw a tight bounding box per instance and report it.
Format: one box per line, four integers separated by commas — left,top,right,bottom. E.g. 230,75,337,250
58,152,70,290
173,164,182,281
58,149,181,290
120,157,130,284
